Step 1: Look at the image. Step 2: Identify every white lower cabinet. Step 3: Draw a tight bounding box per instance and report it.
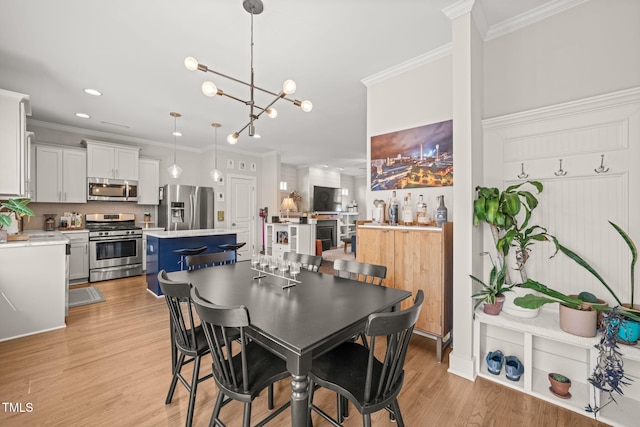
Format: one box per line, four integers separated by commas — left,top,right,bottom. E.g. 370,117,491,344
474,308,640,426
61,231,89,283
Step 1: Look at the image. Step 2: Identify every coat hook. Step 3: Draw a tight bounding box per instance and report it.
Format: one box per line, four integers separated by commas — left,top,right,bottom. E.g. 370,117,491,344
554,158,567,176
594,154,609,173
517,163,528,179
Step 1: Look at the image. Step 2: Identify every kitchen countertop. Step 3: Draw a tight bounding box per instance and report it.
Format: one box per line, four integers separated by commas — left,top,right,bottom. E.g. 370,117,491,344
359,223,445,231
144,229,236,238
0,230,69,249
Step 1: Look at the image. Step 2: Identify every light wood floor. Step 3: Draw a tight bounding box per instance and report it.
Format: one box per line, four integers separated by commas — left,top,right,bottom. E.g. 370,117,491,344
0,274,610,427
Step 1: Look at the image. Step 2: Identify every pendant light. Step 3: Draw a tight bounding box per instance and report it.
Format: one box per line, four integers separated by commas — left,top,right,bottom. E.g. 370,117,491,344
209,122,223,182
168,112,183,179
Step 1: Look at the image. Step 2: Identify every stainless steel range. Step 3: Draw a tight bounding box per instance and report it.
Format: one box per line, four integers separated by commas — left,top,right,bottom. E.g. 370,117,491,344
86,213,143,282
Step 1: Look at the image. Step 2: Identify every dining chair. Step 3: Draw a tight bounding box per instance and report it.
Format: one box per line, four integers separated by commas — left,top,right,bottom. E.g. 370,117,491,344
186,250,236,269
333,258,387,285
308,290,424,427
190,287,291,427
173,246,208,271
283,251,323,272
157,270,216,427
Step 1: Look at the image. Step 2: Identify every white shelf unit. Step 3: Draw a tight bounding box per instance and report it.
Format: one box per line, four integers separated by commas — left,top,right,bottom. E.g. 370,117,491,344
265,223,315,259
474,308,640,426
338,212,359,241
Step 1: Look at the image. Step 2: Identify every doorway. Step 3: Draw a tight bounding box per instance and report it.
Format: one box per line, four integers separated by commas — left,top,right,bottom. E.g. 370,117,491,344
228,174,256,260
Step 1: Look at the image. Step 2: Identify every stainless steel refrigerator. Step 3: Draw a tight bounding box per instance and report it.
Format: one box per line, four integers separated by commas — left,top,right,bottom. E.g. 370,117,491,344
158,185,215,231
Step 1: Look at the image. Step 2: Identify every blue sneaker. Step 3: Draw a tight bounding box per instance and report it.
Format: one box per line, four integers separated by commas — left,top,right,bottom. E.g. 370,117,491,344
505,355,524,381
486,350,504,375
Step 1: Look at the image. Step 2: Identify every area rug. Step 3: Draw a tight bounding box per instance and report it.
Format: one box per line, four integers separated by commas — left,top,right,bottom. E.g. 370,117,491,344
68,286,106,308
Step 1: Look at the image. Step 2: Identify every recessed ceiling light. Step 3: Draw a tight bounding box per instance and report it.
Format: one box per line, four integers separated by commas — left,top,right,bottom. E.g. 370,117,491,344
172,131,182,137
84,88,102,96
75,113,90,119
323,164,329,168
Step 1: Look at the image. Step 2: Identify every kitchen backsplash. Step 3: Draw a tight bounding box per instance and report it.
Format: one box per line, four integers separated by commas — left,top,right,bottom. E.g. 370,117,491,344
22,202,158,230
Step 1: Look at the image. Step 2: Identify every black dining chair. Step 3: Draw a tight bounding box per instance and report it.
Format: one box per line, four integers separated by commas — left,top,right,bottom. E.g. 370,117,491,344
308,290,424,427
157,270,219,427
173,246,208,271
186,250,236,269
190,287,291,427
283,251,323,272
333,258,387,285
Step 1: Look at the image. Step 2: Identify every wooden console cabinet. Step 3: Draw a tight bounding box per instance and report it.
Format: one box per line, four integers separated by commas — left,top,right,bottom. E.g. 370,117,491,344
356,222,453,362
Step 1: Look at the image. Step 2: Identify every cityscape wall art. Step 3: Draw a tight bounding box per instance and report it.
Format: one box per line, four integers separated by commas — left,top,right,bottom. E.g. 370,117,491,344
370,119,453,191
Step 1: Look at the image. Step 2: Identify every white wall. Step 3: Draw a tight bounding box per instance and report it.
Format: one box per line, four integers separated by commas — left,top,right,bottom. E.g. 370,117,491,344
484,0,640,118
366,56,454,221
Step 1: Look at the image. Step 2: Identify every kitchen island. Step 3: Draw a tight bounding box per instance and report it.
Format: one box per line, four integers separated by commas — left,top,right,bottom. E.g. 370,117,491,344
145,229,237,296
0,231,68,341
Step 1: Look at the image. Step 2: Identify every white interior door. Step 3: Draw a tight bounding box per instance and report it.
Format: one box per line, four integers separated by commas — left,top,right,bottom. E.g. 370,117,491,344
228,174,256,260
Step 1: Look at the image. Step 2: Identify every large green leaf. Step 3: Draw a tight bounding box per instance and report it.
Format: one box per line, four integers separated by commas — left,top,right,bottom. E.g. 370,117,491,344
609,221,637,307
514,294,560,309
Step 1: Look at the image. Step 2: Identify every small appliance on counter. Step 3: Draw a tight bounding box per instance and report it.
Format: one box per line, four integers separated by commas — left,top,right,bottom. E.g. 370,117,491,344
43,214,57,231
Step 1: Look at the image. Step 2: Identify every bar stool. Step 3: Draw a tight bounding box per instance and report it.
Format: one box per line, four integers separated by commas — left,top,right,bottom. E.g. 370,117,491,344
217,242,246,261
173,246,208,270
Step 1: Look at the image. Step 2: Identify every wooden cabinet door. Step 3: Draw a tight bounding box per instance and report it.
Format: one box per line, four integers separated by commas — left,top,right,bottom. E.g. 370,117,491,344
394,229,443,335
356,227,395,286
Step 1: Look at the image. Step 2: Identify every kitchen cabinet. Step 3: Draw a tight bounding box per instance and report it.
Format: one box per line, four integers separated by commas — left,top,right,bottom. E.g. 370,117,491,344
356,223,453,362
0,89,31,198
61,231,89,284
35,145,87,203
84,139,139,180
0,240,66,341
265,223,315,259
138,158,160,205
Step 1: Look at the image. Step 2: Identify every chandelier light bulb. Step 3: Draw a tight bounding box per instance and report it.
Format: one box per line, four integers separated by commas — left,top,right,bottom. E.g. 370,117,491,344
168,163,183,179
282,79,297,95
227,133,239,144
266,108,278,119
300,100,313,112
210,168,223,182
202,81,219,97
184,57,199,71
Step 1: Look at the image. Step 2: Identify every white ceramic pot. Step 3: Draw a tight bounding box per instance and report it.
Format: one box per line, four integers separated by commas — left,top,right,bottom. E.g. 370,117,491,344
502,285,540,318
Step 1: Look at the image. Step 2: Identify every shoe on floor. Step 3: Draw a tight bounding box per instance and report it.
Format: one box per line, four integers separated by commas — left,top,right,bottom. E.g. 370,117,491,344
505,355,524,381
486,350,504,375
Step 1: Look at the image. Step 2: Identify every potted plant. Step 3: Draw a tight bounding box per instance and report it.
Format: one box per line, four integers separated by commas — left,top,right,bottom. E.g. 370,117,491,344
586,307,638,418
548,373,572,398
473,181,559,317
558,221,640,343
470,252,514,316
0,198,34,242
513,280,604,337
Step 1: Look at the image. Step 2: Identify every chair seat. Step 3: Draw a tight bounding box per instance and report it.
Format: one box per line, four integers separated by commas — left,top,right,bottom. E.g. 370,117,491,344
218,242,246,251
177,325,239,356
172,246,208,256
217,342,290,402
310,342,403,412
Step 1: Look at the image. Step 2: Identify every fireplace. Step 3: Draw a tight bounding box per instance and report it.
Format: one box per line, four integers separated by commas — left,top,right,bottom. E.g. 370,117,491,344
316,219,337,250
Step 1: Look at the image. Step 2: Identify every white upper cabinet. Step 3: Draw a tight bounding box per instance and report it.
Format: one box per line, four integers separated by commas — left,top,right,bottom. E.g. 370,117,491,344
35,145,87,203
138,158,160,205
0,89,31,198
83,139,139,181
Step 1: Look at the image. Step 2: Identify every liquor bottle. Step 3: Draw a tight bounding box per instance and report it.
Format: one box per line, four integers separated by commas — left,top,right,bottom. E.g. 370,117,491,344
388,191,399,225
402,192,414,225
416,194,429,225
436,195,448,227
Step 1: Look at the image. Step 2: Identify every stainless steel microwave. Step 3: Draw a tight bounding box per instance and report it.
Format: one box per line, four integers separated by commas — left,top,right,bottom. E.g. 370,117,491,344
87,178,138,202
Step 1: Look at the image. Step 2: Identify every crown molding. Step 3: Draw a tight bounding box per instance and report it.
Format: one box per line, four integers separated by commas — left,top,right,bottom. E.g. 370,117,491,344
361,43,452,87
485,0,590,41
442,0,476,20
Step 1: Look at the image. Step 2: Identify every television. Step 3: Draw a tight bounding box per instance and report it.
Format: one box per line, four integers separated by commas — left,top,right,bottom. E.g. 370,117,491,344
313,185,341,212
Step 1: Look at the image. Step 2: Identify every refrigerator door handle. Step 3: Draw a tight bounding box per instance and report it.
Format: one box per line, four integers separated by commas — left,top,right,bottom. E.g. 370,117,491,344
189,193,195,229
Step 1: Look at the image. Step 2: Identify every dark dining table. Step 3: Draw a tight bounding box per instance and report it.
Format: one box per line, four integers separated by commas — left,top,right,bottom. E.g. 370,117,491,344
168,261,411,427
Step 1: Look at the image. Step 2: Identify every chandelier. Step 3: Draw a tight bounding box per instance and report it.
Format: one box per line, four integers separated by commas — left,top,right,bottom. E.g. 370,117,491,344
184,0,312,145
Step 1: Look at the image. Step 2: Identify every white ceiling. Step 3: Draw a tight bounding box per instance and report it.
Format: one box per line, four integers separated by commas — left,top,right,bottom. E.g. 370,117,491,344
0,0,551,176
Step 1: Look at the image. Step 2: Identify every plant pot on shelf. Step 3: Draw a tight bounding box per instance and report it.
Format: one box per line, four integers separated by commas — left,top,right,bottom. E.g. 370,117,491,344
548,373,572,398
617,318,640,344
559,304,597,337
502,285,540,318
483,295,505,315
569,294,608,329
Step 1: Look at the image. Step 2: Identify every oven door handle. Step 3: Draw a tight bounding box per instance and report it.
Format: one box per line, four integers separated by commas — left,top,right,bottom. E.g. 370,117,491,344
90,236,142,242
